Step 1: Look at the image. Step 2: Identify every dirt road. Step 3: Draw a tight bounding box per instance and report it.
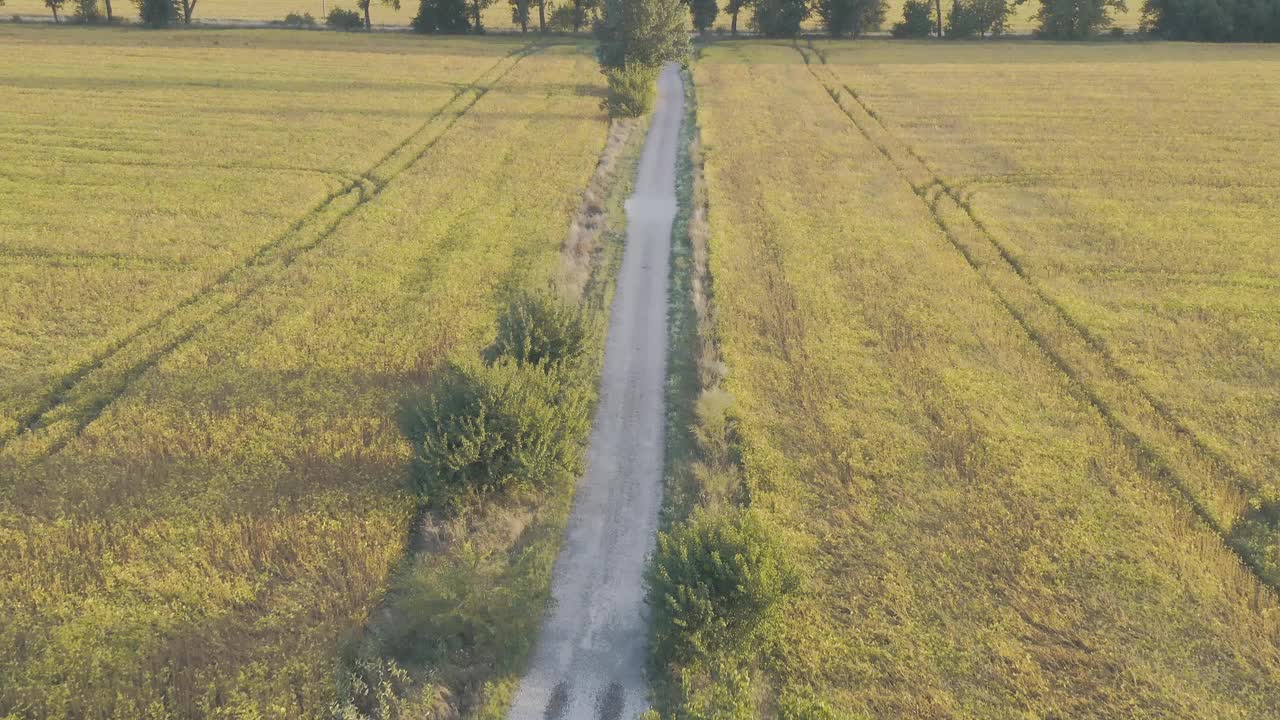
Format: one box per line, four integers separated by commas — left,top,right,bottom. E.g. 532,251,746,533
507,64,684,720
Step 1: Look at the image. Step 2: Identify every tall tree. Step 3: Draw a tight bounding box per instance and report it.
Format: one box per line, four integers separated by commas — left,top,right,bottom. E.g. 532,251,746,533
816,0,886,35
935,0,943,34
687,0,720,32
467,0,491,29
45,0,67,22
596,0,690,70
510,0,531,30
104,0,112,20
725,0,747,33
892,0,935,34
175,0,196,22
358,0,400,29
535,0,546,30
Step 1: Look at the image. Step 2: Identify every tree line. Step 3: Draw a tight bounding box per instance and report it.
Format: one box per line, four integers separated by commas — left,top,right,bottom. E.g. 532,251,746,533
20,0,1278,48
686,0,1278,39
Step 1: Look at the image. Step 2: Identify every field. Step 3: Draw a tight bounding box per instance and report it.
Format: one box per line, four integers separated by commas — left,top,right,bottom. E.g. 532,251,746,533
5,0,529,29
0,25,609,717
682,39,1280,716
4,0,1146,33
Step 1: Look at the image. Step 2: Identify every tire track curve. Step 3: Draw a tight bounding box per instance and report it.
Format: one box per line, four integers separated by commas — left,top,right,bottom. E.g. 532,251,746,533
1,43,541,459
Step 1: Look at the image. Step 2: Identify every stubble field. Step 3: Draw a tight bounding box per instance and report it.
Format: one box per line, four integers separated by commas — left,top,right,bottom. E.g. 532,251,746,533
0,25,608,717
683,39,1280,717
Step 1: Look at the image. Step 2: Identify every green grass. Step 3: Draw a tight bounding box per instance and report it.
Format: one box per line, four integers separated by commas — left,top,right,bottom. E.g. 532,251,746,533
0,25,610,717
669,38,1280,718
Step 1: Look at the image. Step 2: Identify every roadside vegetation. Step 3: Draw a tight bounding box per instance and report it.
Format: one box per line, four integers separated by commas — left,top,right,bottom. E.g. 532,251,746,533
0,26,614,717
661,39,1280,717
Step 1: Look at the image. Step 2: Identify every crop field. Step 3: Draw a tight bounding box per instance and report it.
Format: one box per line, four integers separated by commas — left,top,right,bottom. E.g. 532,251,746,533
5,0,525,29
684,39,1280,716
0,25,608,717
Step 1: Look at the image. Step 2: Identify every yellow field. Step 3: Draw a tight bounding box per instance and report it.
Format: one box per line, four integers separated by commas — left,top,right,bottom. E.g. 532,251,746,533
6,0,527,29
677,39,1280,716
0,25,607,717
7,0,1145,33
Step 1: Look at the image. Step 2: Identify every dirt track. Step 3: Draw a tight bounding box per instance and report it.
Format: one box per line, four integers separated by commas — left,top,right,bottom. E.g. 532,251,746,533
507,63,684,720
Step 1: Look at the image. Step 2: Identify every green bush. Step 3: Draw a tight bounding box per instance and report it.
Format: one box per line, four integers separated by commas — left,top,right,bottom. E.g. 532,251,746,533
489,291,596,370
72,0,101,22
326,6,365,29
648,508,800,665
412,0,470,32
284,10,316,25
330,657,413,720
751,0,811,35
892,0,935,35
412,358,591,504
603,65,658,118
135,0,176,26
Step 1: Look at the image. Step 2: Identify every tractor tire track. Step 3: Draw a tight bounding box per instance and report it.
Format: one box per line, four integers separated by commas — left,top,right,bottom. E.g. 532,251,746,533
1,44,541,458
793,43,1280,617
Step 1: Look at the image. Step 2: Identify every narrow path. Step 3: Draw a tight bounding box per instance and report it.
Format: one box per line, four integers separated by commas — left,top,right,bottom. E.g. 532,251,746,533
508,64,684,720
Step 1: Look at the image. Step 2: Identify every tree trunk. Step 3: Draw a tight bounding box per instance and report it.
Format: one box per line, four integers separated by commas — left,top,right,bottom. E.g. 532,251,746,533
363,2,371,29
537,0,545,32
51,6,60,22
731,9,737,35
572,0,581,31
934,0,942,36
104,0,113,20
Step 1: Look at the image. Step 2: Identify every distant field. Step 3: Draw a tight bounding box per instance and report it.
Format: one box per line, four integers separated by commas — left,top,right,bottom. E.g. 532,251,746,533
6,0,1145,33
0,25,607,716
688,39,1280,716
5,0,526,29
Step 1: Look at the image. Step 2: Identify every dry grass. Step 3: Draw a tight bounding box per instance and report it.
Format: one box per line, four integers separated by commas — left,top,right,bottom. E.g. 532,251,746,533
683,39,1280,717
0,27,609,717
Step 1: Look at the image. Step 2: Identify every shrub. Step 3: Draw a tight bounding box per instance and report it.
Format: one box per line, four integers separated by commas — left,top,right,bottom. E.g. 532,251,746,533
751,0,811,35
489,291,596,370
548,3,576,30
330,658,413,720
412,0,470,32
648,508,800,665
816,0,887,36
596,0,690,70
284,10,316,25
72,0,101,22
412,358,591,503
690,0,719,33
603,65,659,118
892,0,936,35
327,6,365,28
135,0,176,26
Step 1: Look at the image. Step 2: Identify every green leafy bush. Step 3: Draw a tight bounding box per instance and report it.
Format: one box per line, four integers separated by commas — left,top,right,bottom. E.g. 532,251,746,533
326,5,365,29
1142,0,1280,41
412,0,470,32
135,0,176,26
892,0,935,35
489,291,596,370
412,358,591,504
648,508,800,665
604,65,658,118
284,10,317,25
751,0,812,35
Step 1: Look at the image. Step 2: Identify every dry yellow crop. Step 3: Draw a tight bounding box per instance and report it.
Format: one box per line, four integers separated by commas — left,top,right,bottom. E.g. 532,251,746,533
0,25,608,716
684,39,1280,717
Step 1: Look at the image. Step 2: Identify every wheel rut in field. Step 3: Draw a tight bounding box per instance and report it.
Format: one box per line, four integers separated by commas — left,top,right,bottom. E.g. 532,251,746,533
793,42,1280,615
507,64,685,720
0,44,541,458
